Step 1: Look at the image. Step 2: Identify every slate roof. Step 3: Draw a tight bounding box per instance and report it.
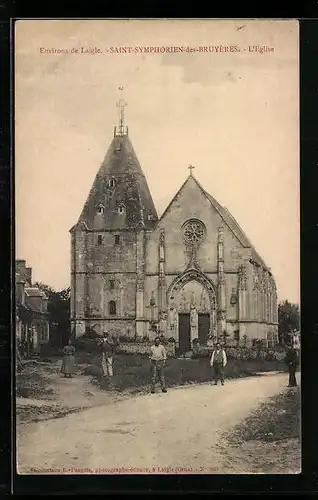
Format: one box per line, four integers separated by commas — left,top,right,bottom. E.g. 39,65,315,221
73,133,158,231
25,287,48,299
24,297,44,313
203,190,267,269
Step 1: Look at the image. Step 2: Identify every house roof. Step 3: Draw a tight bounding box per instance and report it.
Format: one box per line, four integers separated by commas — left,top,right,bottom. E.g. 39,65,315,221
25,287,48,299
17,301,48,317
72,133,158,232
24,296,43,313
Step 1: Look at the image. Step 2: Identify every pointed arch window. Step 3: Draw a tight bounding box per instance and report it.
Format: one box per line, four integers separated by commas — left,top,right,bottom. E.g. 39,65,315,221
108,300,116,315
118,204,125,215
97,204,104,214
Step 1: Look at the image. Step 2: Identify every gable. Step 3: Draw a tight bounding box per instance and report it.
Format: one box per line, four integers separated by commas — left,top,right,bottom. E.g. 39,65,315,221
155,175,247,249
146,175,246,274
146,174,268,274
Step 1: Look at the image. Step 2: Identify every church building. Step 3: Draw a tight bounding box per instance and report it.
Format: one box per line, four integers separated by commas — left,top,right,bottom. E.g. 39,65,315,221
70,100,278,352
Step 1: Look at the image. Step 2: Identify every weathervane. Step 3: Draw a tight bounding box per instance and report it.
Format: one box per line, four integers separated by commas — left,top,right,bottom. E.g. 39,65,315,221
115,86,128,136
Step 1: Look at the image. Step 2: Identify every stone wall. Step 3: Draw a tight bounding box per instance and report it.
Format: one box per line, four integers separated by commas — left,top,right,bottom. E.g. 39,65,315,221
71,228,139,337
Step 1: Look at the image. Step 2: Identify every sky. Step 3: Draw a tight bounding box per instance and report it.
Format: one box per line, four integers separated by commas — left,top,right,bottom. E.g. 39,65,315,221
15,19,299,303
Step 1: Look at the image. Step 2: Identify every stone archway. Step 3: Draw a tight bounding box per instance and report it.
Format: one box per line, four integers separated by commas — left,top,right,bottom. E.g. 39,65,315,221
166,269,217,347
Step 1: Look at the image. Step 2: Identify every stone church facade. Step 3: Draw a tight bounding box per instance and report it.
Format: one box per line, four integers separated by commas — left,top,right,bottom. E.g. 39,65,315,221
70,108,278,352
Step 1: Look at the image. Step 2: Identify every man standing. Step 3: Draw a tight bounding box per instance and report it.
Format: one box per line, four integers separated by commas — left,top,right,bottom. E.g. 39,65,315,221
284,344,299,387
149,336,167,394
99,331,118,377
210,342,227,386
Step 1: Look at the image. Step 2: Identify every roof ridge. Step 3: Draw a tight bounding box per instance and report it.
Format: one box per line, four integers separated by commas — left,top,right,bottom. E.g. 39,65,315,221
188,177,249,247
153,174,192,230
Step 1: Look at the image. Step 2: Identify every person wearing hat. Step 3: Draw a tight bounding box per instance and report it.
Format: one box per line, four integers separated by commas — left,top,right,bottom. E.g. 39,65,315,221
210,342,227,385
99,330,118,377
284,343,299,387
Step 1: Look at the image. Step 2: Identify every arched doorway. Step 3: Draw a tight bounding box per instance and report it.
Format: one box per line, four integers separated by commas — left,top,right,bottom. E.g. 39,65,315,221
167,270,217,354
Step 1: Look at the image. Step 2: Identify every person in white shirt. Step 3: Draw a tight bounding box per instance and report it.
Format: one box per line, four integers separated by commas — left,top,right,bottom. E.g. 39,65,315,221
149,336,167,394
210,342,227,386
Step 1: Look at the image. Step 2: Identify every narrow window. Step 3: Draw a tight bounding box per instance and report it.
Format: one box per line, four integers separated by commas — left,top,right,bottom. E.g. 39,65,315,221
118,205,125,214
98,235,102,245
97,205,104,214
108,179,115,187
109,300,116,315
115,235,120,245
109,280,115,290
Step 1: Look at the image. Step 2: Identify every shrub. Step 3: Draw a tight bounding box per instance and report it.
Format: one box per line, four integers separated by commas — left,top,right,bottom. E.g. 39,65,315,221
265,350,276,361
39,343,61,357
118,334,135,343
72,337,99,353
191,346,210,359
82,328,99,339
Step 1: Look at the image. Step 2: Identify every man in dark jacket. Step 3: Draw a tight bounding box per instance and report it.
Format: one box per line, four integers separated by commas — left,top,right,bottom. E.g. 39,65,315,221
284,345,299,387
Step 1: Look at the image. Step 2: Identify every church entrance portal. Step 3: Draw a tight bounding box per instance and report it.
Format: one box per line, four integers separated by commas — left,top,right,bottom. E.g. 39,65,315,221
198,313,210,345
178,313,191,355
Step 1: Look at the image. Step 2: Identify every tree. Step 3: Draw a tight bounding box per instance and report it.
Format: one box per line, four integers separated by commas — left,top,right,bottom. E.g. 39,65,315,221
278,300,300,344
35,282,71,348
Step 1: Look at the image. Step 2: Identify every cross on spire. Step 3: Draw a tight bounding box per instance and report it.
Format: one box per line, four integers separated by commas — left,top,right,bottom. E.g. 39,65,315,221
188,165,195,176
114,86,128,136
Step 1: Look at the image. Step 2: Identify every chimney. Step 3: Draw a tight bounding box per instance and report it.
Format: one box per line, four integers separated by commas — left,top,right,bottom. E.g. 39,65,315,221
16,260,32,285
16,260,26,275
25,267,32,285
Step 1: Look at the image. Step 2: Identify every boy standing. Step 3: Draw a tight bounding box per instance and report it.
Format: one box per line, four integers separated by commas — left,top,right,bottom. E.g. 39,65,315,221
210,342,227,385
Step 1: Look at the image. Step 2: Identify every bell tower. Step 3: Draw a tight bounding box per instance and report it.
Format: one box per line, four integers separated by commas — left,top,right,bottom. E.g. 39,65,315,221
70,92,158,338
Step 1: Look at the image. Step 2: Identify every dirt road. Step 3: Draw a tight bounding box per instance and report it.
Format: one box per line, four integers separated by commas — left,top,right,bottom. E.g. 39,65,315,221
17,373,298,475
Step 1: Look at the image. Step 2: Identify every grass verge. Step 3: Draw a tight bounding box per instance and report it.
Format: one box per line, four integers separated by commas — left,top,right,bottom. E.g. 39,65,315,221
217,386,301,474
16,364,54,400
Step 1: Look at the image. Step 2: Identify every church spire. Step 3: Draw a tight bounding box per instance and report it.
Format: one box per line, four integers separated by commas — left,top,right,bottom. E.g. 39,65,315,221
75,94,158,231
114,86,128,137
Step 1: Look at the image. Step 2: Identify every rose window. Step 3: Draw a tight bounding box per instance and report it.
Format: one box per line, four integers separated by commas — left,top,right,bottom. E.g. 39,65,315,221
182,219,206,244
